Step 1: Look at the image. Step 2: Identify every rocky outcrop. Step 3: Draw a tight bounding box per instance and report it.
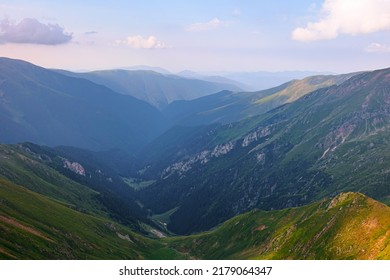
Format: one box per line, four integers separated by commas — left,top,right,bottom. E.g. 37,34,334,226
162,142,235,179
242,126,271,147
63,159,85,176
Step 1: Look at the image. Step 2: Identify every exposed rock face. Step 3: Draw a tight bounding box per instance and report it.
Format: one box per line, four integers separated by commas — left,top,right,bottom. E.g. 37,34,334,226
162,142,235,179
211,142,234,157
242,126,271,147
63,159,85,176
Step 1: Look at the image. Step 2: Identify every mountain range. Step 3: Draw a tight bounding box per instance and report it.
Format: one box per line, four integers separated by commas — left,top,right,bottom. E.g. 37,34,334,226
136,68,390,234
58,69,242,109
163,72,358,126
0,57,167,154
0,57,390,259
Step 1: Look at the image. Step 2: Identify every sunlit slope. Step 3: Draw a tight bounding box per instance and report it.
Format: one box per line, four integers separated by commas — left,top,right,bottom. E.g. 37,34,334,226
164,72,358,126
169,193,390,260
0,176,187,259
1,185,389,259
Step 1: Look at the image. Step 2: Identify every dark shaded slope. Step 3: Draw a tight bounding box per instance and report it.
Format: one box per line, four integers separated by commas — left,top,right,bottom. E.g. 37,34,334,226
0,57,168,153
0,143,147,228
58,69,242,109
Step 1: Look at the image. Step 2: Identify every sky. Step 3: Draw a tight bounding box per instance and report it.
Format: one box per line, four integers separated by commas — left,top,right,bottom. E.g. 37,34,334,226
0,0,389,73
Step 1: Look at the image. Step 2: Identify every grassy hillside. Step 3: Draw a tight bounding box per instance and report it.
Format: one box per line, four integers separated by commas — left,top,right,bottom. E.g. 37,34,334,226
169,192,390,260
164,72,358,126
0,143,152,231
137,73,359,173
0,176,183,259
138,68,390,234
0,143,183,259
2,185,388,259
0,144,102,215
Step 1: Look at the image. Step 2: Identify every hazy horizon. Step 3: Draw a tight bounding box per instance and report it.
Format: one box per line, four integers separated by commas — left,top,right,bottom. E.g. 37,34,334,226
0,0,389,73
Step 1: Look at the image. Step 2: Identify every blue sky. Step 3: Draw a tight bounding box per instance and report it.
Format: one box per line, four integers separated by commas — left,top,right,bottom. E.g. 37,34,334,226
0,0,389,73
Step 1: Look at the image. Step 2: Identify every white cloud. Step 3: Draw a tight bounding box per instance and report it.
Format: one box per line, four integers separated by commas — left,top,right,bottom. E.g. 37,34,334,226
0,18,72,45
292,0,390,42
115,35,167,49
186,18,228,32
365,43,390,53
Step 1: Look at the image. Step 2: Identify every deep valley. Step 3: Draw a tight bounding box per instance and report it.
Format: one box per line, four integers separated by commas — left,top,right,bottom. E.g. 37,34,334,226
1,58,390,259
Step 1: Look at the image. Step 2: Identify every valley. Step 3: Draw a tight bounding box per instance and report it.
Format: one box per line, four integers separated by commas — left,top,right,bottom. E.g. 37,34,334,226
137,68,390,234
0,58,390,259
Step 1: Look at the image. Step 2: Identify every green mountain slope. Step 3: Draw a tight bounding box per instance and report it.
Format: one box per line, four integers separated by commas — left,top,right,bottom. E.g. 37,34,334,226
0,57,167,153
0,177,177,259
58,69,242,109
0,144,102,215
0,145,388,259
0,143,149,229
163,73,358,126
222,70,332,91
134,73,358,176
1,184,389,259
169,192,390,260
138,67,390,234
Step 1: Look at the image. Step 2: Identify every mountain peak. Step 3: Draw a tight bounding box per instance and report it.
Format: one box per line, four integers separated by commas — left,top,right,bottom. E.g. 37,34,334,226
327,192,366,209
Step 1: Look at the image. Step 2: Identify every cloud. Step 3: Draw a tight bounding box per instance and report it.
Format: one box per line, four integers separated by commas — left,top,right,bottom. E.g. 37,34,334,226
292,0,390,42
0,18,72,45
115,35,167,49
365,43,390,53
186,18,228,32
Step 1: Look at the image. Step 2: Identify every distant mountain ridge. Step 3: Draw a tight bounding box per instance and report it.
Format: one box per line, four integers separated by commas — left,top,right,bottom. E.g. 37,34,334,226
177,70,250,90
58,69,242,109
177,69,335,91
220,70,334,91
121,65,171,74
0,57,168,153
163,72,359,126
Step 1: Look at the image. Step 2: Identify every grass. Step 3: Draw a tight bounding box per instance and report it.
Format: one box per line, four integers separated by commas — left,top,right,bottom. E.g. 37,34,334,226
254,94,278,105
0,177,164,259
167,193,390,260
1,145,389,260
0,144,103,216
1,184,389,259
